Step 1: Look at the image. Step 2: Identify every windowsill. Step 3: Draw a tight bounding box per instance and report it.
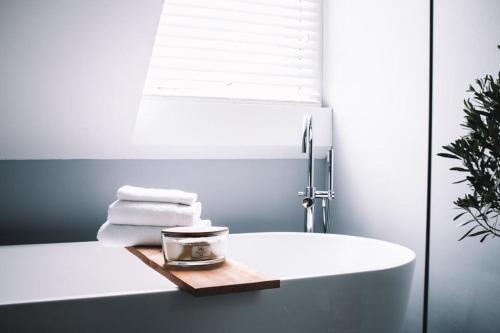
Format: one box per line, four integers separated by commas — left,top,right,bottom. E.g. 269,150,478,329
132,97,332,159
0,97,331,160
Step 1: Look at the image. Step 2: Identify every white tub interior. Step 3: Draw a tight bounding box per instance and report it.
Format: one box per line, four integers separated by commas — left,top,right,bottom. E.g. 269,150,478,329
229,232,415,280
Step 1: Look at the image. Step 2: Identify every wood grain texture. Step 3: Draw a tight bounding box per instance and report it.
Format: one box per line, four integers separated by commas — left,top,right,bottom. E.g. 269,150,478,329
127,246,280,296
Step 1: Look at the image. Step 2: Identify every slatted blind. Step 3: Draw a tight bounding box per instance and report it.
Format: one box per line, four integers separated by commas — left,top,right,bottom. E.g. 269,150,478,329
142,0,322,104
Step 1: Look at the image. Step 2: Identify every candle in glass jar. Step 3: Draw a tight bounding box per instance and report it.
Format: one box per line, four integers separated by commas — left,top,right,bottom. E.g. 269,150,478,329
161,226,228,266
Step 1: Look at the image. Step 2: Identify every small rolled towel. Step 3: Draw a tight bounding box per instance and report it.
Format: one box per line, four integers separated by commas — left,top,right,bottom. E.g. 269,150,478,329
117,185,197,206
108,200,202,227
97,219,212,247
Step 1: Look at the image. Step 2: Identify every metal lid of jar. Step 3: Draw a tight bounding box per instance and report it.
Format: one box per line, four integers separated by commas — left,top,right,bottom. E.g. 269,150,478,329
161,226,229,238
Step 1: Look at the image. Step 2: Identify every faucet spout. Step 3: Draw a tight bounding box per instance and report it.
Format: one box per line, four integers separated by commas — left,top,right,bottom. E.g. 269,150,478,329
301,114,314,198
301,114,311,153
301,114,315,233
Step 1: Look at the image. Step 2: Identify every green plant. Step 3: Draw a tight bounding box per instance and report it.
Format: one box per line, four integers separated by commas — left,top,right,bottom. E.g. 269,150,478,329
438,46,500,242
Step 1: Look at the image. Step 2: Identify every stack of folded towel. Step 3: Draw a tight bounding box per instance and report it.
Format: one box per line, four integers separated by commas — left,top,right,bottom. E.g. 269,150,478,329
97,185,210,247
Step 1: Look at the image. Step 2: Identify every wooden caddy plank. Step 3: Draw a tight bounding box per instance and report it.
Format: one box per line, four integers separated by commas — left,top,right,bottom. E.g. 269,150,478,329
127,246,280,296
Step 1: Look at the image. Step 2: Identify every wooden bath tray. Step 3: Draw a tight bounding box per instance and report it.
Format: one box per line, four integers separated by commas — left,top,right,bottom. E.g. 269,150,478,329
127,246,280,296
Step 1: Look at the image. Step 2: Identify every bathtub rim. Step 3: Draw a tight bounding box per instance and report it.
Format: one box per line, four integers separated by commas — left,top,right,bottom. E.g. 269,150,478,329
0,232,415,306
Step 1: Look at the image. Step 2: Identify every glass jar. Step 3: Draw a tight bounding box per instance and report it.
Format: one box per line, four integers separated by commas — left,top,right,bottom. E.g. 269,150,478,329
161,226,228,267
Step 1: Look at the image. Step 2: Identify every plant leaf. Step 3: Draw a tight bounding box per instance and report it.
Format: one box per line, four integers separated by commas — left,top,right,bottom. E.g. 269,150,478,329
459,225,478,241
469,230,490,237
456,219,474,227
450,167,469,172
437,153,460,159
453,212,467,221
480,234,490,242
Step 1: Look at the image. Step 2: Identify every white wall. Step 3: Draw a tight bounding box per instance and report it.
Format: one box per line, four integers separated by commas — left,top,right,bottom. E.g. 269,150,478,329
323,1,429,332
0,0,162,159
429,1,500,332
0,0,330,160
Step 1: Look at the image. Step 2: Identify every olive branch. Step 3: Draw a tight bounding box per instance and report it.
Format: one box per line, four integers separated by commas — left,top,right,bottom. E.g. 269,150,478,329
438,46,500,242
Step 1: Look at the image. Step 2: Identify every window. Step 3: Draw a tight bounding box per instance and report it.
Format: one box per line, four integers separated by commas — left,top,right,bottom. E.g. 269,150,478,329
134,0,329,158
142,0,322,104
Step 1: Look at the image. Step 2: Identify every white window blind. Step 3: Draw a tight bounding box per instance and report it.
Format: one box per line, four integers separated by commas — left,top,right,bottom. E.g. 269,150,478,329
142,0,322,104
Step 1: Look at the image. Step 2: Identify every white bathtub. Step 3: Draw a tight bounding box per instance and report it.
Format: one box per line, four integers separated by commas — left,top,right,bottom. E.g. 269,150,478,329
0,232,415,333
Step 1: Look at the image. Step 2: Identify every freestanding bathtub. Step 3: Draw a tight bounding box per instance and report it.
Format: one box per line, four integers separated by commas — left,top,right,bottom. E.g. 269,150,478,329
0,232,415,333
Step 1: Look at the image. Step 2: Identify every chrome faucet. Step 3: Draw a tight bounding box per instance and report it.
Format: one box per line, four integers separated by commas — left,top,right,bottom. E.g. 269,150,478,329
298,114,334,233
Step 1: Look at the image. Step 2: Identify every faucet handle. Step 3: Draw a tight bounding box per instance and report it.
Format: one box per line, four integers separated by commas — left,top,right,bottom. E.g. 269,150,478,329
298,191,305,197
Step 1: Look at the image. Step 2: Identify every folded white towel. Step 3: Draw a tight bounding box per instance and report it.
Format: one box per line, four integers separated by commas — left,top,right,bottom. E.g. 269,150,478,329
97,220,212,247
108,200,202,227
117,185,197,206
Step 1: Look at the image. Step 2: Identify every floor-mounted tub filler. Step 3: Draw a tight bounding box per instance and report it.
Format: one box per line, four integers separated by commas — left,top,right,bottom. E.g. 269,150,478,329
299,113,335,234
0,232,414,333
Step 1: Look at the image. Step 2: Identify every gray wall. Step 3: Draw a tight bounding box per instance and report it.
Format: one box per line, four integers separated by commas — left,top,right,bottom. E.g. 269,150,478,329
0,159,325,245
429,1,500,332
322,1,429,332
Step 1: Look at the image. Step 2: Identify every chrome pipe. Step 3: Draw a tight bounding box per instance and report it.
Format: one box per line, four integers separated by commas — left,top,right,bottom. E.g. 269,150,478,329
327,148,334,199
325,147,334,232
321,198,328,233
